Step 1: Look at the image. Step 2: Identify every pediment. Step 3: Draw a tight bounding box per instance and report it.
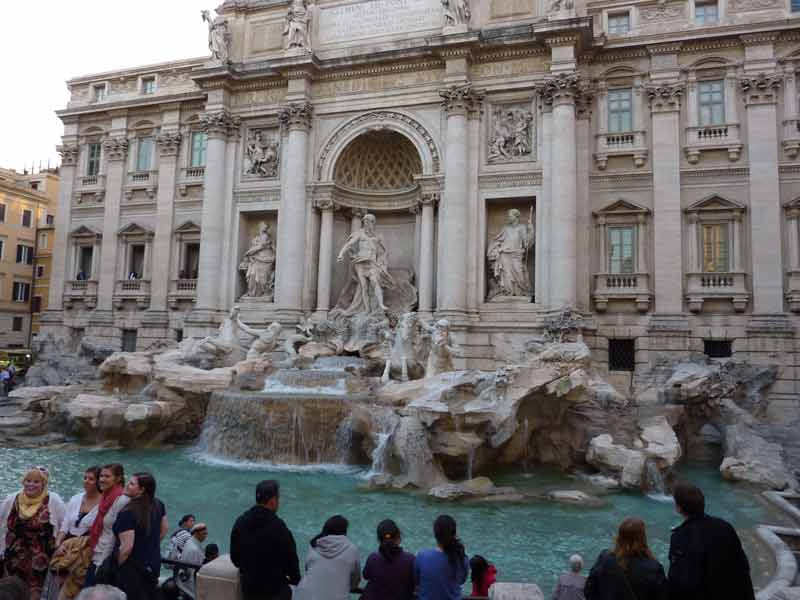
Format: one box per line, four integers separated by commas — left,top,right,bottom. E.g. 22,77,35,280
118,222,153,236
686,194,745,213
785,196,800,209
70,225,102,238
594,199,650,215
174,220,201,234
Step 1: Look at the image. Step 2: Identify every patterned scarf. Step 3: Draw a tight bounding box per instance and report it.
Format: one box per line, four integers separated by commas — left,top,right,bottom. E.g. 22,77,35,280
89,484,123,550
17,466,49,520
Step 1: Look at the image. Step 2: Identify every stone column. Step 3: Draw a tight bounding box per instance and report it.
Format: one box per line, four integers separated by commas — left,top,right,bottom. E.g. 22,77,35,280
274,102,313,319
97,135,129,311
740,74,784,313
149,130,181,313
637,214,647,273
575,90,593,311
597,216,607,273
732,213,743,272
646,83,685,313
418,192,438,316
535,103,552,305
788,209,800,271
784,65,798,122
49,142,79,311
314,197,335,317
195,111,238,314
687,75,698,128
687,214,698,272
725,68,739,125
438,84,482,318
541,74,582,308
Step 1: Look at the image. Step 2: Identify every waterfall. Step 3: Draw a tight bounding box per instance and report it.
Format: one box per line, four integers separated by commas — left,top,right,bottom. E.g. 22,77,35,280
466,447,475,481
522,417,530,474
367,432,392,477
645,460,672,502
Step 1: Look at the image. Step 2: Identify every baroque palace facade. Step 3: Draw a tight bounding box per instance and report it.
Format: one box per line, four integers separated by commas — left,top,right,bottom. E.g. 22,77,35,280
44,0,800,406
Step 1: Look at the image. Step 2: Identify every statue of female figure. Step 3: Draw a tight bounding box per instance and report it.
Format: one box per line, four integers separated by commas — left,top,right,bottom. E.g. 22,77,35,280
239,222,276,299
285,0,311,50
201,9,230,63
442,0,471,26
487,208,535,299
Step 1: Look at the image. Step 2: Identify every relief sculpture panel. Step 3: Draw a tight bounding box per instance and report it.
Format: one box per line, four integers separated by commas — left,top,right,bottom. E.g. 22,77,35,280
487,103,535,163
244,129,281,178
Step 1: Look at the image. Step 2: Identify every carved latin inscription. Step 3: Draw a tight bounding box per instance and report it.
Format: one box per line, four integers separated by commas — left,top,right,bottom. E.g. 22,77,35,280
318,0,442,45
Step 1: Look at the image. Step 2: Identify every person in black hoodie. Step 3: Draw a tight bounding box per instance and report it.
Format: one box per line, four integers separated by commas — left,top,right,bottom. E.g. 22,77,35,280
668,481,755,600
230,480,301,600
585,517,667,600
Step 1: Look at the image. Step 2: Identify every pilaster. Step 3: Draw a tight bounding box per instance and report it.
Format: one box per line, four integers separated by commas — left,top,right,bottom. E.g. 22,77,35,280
97,130,129,312
50,138,79,312
313,189,336,318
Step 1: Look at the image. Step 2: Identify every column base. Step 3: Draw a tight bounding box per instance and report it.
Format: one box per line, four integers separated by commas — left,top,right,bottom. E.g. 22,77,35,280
274,308,306,325
434,308,469,326
311,309,330,321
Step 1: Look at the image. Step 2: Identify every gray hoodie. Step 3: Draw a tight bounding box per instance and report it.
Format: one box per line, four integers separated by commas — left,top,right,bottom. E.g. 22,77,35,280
294,535,361,600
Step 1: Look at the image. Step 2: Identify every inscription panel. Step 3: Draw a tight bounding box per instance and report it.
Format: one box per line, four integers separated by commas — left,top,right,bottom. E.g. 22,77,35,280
248,21,285,54
318,0,442,45
314,69,443,97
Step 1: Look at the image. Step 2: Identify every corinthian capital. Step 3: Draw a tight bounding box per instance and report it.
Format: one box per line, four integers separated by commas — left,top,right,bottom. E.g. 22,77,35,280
739,73,782,105
102,136,129,162
57,144,80,167
201,110,241,138
156,131,183,157
645,82,684,113
439,84,484,115
279,102,313,131
537,73,590,107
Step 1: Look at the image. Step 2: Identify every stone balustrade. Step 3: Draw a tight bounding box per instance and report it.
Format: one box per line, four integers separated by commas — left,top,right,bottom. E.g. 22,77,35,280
124,170,159,199
685,271,749,312
178,166,206,196
63,279,98,309
168,278,198,309
113,279,151,309
685,123,742,163
594,130,647,169
593,272,651,312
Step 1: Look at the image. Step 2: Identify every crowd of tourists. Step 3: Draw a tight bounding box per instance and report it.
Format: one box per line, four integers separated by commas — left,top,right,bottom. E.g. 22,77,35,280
0,464,757,600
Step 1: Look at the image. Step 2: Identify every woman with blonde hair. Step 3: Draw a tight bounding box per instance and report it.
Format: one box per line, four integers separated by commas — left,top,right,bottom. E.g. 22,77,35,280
0,466,66,600
585,517,667,600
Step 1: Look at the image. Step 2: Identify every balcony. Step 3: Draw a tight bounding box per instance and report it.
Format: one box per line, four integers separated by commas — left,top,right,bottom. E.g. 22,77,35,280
63,280,98,309
787,270,800,312
594,130,647,170
74,174,106,203
686,272,749,312
685,124,742,163
782,119,800,159
593,272,651,312
124,171,158,199
168,278,198,309
113,279,151,309
178,166,205,196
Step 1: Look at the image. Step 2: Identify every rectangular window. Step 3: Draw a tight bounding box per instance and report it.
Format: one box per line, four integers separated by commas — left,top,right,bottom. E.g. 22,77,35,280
122,329,138,352
0,204,6,223
12,317,23,332
0,240,5,261
38,232,48,248
695,1,718,24
29,182,39,191
31,297,42,314
142,77,156,94
608,226,636,274
78,246,93,278
36,265,44,279
608,88,633,133
702,223,729,272
608,12,630,34
609,339,636,372
182,243,200,279
136,137,153,172
21,210,32,228
698,80,725,126
46,214,54,225
93,85,106,102
12,282,30,303
128,245,145,279
704,339,732,358
87,143,102,177
190,132,207,168
15,245,33,265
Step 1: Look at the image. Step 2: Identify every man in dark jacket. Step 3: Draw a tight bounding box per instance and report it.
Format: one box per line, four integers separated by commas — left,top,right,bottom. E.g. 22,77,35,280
668,481,755,600
230,480,301,600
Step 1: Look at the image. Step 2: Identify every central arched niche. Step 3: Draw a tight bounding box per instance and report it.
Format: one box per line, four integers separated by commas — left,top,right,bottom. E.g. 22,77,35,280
334,130,422,192
328,129,430,310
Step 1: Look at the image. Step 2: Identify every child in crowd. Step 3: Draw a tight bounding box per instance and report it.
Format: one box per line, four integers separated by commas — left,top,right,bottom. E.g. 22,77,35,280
470,555,498,597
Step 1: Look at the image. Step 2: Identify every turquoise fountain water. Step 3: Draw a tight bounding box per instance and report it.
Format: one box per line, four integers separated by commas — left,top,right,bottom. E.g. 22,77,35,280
0,446,777,595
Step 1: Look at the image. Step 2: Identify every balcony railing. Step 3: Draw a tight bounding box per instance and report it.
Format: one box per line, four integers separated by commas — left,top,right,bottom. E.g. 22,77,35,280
178,166,205,196
63,280,98,309
113,279,151,309
593,272,651,312
125,171,158,199
168,278,198,308
686,271,749,312
783,118,800,159
786,270,800,312
685,123,742,163
595,130,647,169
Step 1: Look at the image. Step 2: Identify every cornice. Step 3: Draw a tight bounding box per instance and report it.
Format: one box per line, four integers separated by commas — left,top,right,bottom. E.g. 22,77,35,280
590,172,653,184
57,91,207,119
647,42,683,55
545,33,582,48
478,172,542,189
583,48,649,64
313,60,445,82
473,46,547,63
66,57,207,86
740,31,780,46
681,166,749,177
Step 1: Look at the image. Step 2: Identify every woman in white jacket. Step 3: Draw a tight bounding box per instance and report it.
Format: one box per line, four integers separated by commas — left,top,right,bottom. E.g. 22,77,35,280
294,515,361,600
0,466,66,600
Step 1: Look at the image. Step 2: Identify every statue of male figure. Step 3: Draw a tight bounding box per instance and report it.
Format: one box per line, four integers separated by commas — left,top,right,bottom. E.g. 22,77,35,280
487,208,535,298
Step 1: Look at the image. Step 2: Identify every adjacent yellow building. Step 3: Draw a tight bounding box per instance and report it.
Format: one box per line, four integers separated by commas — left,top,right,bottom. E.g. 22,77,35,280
0,168,58,347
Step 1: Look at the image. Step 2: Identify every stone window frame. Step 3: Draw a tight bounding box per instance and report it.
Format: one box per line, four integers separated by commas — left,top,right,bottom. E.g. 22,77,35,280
177,113,207,195
116,222,154,282
605,10,632,35
173,220,202,281
781,59,800,158
91,82,109,103
68,225,103,281
128,120,158,175
79,126,107,179
595,68,648,169
783,197,800,311
138,74,158,95
693,0,721,24
12,281,30,303
684,59,742,163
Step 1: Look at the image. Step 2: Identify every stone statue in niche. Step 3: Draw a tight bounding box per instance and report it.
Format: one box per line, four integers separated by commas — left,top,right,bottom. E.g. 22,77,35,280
245,130,280,178
239,222,276,300
422,319,455,377
201,9,231,63
284,0,311,50
488,107,534,162
487,208,535,300
335,213,395,316
442,0,471,26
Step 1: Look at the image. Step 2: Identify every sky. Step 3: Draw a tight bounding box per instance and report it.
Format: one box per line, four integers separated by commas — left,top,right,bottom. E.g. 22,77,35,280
0,1,213,173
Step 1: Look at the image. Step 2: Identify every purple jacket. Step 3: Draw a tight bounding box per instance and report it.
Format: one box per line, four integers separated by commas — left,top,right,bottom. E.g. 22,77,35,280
362,548,416,600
